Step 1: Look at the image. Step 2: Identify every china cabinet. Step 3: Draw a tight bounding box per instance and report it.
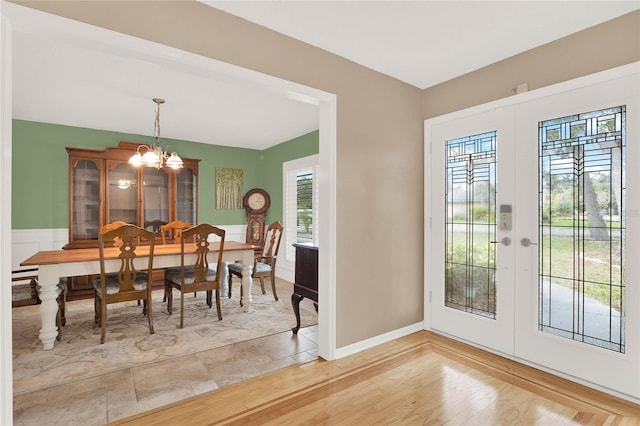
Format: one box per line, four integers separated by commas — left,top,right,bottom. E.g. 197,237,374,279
66,141,199,249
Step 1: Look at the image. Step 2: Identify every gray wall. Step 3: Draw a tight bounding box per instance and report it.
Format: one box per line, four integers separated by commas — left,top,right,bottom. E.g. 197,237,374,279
423,10,640,119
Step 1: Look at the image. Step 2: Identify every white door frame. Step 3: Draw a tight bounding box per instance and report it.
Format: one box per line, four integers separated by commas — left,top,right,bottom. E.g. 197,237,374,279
425,61,640,403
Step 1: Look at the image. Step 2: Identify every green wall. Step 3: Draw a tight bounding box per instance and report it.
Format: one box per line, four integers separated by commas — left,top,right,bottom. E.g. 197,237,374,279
261,130,319,224
12,120,318,229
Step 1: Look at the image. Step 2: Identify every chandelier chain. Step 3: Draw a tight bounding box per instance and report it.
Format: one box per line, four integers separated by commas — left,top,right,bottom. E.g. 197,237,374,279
154,98,162,142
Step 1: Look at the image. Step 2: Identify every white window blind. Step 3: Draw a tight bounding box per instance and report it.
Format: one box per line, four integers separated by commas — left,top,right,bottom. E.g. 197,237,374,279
283,155,319,261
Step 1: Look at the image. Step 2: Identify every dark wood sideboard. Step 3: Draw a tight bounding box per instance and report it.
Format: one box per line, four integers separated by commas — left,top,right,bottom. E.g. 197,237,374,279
291,243,318,334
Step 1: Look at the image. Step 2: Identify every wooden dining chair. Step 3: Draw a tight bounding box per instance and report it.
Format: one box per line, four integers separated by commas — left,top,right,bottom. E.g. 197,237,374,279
101,220,129,233
164,223,226,328
228,220,283,302
144,219,167,239
160,220,193,245
93,224,156,344
99,220,130,247
100,220,146,306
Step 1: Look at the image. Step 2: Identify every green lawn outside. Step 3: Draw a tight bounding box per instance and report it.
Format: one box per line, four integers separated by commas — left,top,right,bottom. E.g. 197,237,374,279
543,216,621,229
540,235,623,311
447,231,623,311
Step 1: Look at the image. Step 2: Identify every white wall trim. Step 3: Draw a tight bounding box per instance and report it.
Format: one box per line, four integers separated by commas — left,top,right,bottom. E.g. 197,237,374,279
0,3,13,423
216,224,245,245
12,228,68,269
334,322,425,360
317,94,337,361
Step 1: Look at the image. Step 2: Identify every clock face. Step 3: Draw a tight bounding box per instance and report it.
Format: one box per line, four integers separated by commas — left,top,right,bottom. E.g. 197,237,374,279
244,188,270,214
247,192,266,210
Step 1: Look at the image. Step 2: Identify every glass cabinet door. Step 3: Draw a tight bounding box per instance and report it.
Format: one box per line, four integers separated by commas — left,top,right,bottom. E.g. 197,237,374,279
71,159,101,241
143,167,169,235
107,163,138,224
67,143,199,249
176,167,197,225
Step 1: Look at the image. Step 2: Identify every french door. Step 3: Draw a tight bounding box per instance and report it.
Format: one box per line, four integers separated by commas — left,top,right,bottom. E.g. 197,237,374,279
426,67,640,399
429,107,516,355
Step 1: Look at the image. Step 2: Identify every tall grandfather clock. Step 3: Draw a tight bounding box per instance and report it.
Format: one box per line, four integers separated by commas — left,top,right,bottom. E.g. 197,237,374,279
243,188,271,252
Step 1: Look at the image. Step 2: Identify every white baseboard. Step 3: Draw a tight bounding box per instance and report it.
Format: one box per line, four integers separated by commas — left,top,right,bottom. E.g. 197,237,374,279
334,322,425,359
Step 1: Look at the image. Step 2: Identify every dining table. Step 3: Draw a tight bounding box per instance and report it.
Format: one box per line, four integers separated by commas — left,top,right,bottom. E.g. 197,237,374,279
21,240,257,350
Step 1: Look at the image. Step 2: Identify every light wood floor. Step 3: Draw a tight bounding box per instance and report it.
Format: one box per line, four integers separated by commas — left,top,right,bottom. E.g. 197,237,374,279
110,331,640,425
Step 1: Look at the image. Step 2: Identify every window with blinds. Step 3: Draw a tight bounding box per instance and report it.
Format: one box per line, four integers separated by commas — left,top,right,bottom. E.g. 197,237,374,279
284,154,319,261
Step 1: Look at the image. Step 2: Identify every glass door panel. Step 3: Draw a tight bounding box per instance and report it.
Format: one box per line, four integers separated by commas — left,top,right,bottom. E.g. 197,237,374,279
71,159,100,241
445,132,497,318
142,168,169,236
538,106,626,352
108,163,137,224
176,168,196,225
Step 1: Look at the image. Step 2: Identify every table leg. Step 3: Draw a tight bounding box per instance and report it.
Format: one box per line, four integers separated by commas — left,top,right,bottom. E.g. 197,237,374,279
219,262,229,298
37,266,60,350
240,251,253,312
291,293,303,334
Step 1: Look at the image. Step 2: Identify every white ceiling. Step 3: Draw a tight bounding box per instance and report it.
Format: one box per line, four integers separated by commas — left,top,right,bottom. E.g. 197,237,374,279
12,1,639,149
207,1,640,90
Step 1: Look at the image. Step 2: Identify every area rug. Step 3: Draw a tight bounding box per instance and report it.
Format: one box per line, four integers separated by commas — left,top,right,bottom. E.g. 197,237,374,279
12,279,317,394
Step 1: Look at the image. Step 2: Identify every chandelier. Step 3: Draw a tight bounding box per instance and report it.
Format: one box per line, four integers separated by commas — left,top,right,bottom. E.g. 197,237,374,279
128,98,184,170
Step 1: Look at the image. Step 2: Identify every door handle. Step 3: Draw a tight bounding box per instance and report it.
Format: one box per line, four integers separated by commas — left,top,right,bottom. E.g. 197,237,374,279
490,237,511,246
521,237,537,247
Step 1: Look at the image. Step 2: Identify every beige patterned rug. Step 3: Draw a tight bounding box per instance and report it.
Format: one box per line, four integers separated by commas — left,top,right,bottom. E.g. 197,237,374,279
12,279,317,394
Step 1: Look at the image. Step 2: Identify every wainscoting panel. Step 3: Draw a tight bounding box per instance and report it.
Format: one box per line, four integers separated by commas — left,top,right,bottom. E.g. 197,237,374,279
11,225,294,285
11,229,68,272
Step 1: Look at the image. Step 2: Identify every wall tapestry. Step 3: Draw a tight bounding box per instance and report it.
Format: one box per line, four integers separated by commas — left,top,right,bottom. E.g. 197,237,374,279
215,168,243,209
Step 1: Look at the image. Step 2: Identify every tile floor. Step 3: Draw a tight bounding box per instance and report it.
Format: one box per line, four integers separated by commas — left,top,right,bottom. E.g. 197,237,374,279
13,325,318,425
